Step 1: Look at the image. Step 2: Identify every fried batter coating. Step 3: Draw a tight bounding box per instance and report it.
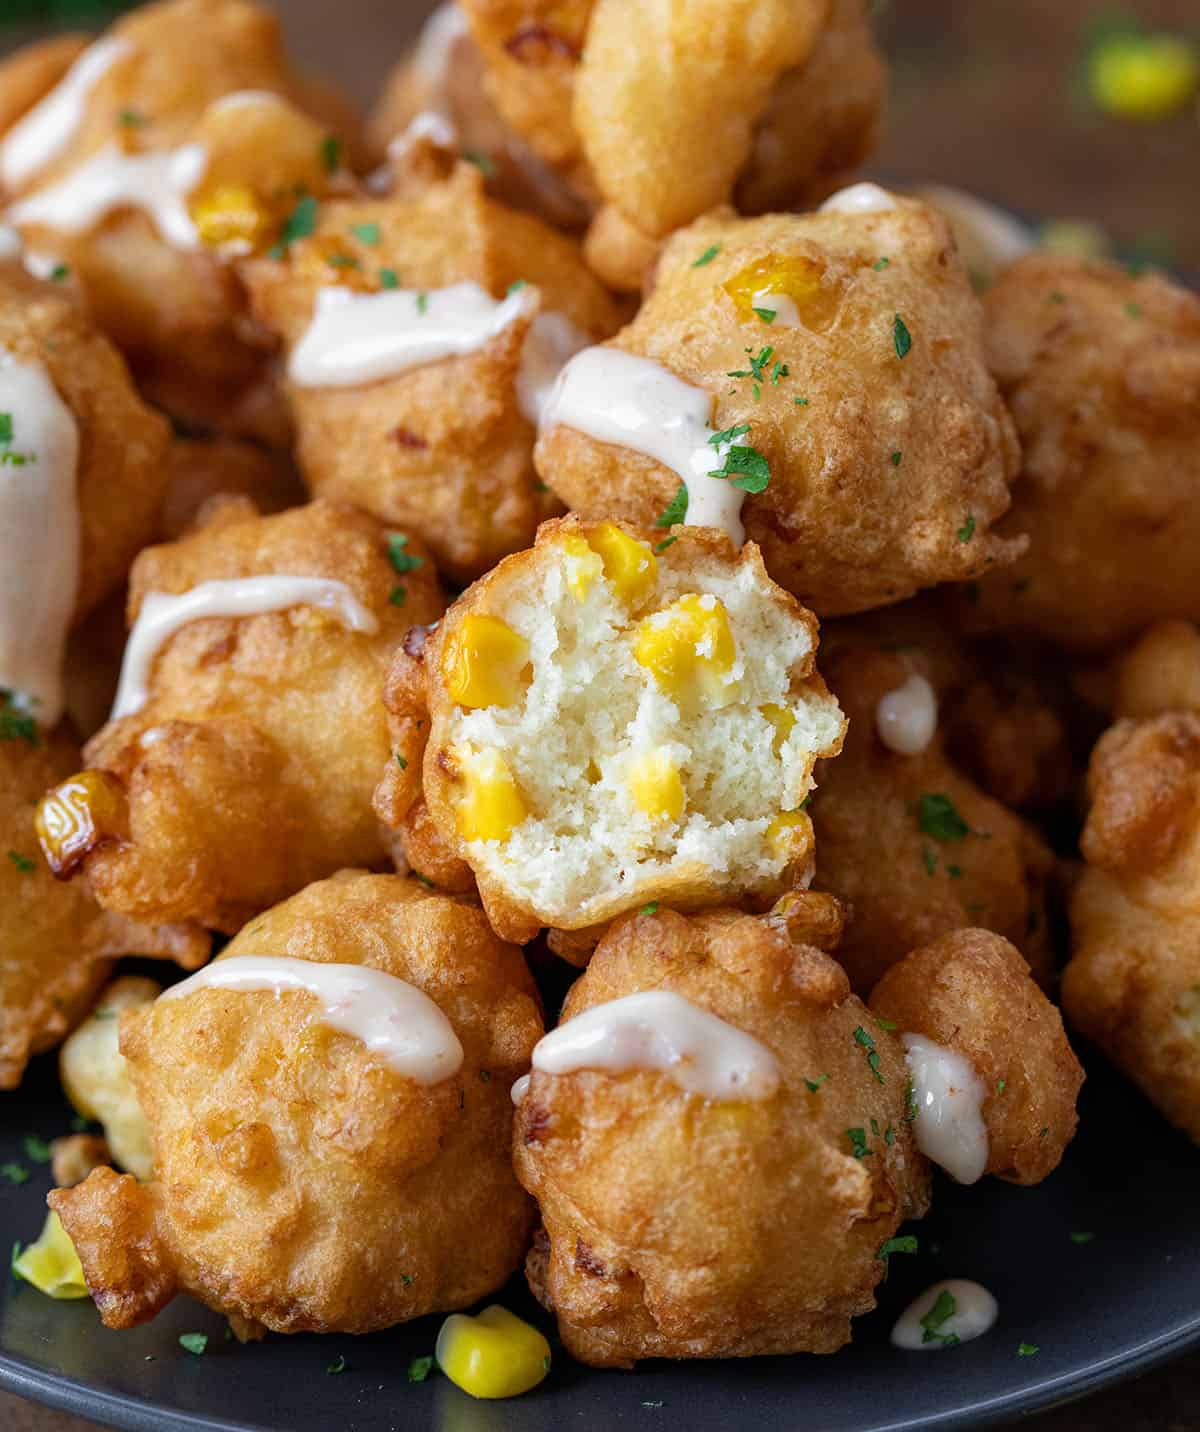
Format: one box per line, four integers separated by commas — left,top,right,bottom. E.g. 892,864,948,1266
810,640,1056,993
1064,713,1200,1142
0,267,170,622
460,0,885,291
161,438,303,540
39,499,444,932
243,161,619,582
958,255,1200,651
51,872,543,1336
60,975,160,1180
0,730,207,1090
535,198,1022,616
0,0,365,436
374,518,845,945
1113,620,1200,721
513,901,931,1367
870,929,1083,1184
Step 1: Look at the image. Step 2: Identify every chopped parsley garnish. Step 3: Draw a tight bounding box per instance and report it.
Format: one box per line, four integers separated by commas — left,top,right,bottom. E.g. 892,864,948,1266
395,754,407,769
893,313,913,359
462,148,496,177
728,345,775,383
412,872,435,889
379,267,399,289
873,256,890,271
904,1077,918,1122
507,279,528,294
320,135,341,173
408,1354,435,1383
1070,1231,1095,1245
1049,291,1066,303
846,1127,873,1159
478,1069,491,1082
327,1354,347,1374
326,253,360,270
387,533,424,574
272,195,319,256
415,291,429,316
996,1078,1006,1094
49,263,70,281
118,108,146,128
7,851,34,873
1,1163,29,1185
874,1015,897,1032
533,478,549,492
692,244,720,268
853,1026,885,1084
793,396,810,407
804,1074,828,1092
708,444,771,494
1125,302,1142,319
770,360,788,384
920,1289,960,1346
752,306,777,324
891,450,903,468
877,1234,918,1269
884,1124,895,1145
656,484,689,527
922,845,937,876
708,423,751,448
542,1355,551,1372
946,863,962,879
401,1273,414,1285
918,793,969,842
0,414,11,443
388,586,408,607
639,902,660,915
957,514,976,543
179,1332,208,1356
1017,1342,1039,1357
22,1136,50,1162
351,222,380,245
654,536,678,553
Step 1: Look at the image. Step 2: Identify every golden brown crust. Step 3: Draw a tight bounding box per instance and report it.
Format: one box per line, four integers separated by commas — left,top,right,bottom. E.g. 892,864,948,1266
537,200,1021,615
958,255,1200,651
1114,620,1200,721
161,439,302,540
58,500,443,931
513,903,930,1366
54,873,543,1335
1065,712,1200,1143
870,929,1083,1184
810,641,1057,993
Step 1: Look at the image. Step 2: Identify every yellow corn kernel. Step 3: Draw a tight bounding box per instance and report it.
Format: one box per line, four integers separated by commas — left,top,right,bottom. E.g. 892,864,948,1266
12,1212,88,1300
1089,34,1198,121
586,522,657,603
723,253,840,331
561,534,603,602
454,747,529,842
766,809,814,865
634,594,737,706
36,770,128,878
441,614,530,709
435,1305,551,1400
189,184,275,255
627,748,685,822
760,703,796,755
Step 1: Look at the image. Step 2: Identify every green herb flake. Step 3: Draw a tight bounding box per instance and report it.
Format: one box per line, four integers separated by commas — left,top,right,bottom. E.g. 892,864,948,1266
22,1136,50,1163
49,263,70,282
793,396,810,407
708,423,751,448
1070,1231,1095,1245
416,291,429,316
507,279,528,294
873,256,890,271
947,863,963,879
378,267,399,289
389,586,408,607
639,902,660,915
1125,302,1142,319
401,1272,414,1285
656,484,689,528
957,514,976,543
884,1124,895,1146
996,1078,1006,1094
0,414,12,443
874,1015,897,1032
853,1026,885,1085
692,244,720,268
542,1354,551,1373
320,135,341,173
387,533,424,575
179,1332,208,1356
10,1241,21,1276
478,1068,491,1083
118,108,146,128
654,536,678,553
275,195,319,254
351,222,381,246
1017,1342,1039,1357
918,793,970,842
462,148,496,177
893,313,912,360
904,1077,918,1122
1,1163,28,1185
708,444,771,494
752,306,777,324
804,1074,828,1092
922,845,938,876
891,450,903,467
7,851,34,873
877,1234,918,1269
327,1354,347,1374
408,1354,435,1383
1049,290,1066,304
326,253,360,270
846,1127,873,1159
920,1289,960,1347
770,360,789,384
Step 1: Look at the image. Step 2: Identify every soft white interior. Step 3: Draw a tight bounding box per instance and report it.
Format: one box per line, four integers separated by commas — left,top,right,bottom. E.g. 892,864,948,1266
446,536,844,921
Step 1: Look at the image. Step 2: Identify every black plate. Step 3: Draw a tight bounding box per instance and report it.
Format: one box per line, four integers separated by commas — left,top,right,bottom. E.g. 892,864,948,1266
3,1036,1199,1432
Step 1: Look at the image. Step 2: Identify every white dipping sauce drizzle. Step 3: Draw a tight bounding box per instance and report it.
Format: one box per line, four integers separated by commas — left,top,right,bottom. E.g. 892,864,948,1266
110,575,379,720
387,110,459,163
289,281,536,388
162,955,463,1084
875,674,938,756
891,1280,999,1351
917,185,1034,269
902,1034,989,1185
516,311,590,424
819,181,897,215
528,991,781,1101
8,142,207,249
412,3,469,86
0,37,130,191
510,1072,531,1105
540,347,751,546
0,225,22,259
0,353,79,725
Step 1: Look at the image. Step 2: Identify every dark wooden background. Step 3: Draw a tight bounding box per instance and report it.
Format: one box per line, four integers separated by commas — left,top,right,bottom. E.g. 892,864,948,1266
3,1,1199,1428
